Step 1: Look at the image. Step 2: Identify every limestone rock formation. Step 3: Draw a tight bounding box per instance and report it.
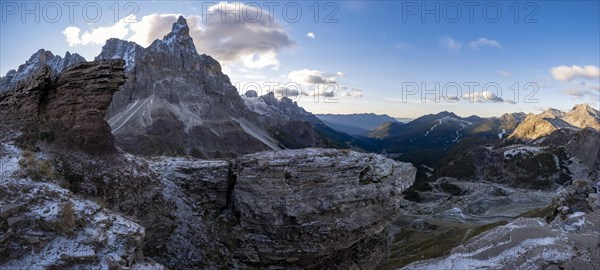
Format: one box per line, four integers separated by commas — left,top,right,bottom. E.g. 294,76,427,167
0,178,164,269
0,60,125,152
150,148,417,269
509,113,559,141
1,49,85,92
564,104,600,130
96,16,277,158
242,91,353,149
509,105,600,141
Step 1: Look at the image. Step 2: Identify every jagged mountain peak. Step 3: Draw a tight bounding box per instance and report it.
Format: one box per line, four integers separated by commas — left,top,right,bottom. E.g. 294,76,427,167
149,15,197,55
565,103,600,130
173,15,189,34
570,103,599,116
538,108,566,119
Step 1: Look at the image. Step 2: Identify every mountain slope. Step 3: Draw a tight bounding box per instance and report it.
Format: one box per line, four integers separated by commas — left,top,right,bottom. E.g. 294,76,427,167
510,104,599,141
463,112,526,139
564,104,600,130
95,16,351,158
94,17,275,158
243,91,354,149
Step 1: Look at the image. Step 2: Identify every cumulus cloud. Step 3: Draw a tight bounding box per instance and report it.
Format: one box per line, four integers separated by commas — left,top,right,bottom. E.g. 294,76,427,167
440,36,461,53
306,32,315,39
550,65,600,81
467,38,502,50
286,69,362,98
62,3,295,70
128,14,203,47
462,91,514,103
62,19,131,46
198,2,294,69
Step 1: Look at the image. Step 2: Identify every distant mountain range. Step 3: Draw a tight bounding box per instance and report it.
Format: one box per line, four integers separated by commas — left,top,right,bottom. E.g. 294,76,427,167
316,113,398,136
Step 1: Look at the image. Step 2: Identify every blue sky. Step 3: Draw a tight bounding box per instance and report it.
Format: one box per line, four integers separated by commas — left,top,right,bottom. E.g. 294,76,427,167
1,1,599,118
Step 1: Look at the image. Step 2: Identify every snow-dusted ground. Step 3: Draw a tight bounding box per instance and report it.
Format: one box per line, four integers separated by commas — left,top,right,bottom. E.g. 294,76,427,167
424,120,442,136
503,146,543,158
0,142,21,179
498,129,506,139
1,178,164,269
403,211,600,270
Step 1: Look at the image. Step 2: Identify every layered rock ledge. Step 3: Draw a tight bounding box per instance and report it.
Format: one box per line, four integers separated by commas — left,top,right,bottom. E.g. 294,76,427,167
0,60,125,152
152,148,416,269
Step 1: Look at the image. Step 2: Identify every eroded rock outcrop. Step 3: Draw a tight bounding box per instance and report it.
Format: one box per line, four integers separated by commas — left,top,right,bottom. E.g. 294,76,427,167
0,60,125,152
0,178,164,269
232,149,417,268
150,148,417,269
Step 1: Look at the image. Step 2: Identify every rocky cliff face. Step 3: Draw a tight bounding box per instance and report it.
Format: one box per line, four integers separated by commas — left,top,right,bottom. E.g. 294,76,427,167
150,148,416,269
564,104,600,130
0,60,125,152
0,178,164,269
96,16,277,158
1,49,85,92
509,113,559,141
242,91,353,149
509,105,600,141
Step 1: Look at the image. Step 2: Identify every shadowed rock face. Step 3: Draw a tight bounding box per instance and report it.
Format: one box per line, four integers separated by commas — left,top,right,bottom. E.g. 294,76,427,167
150,148,417,269
96,16,275,158
0,60,126,152
232,149,416,268
0,49,86,93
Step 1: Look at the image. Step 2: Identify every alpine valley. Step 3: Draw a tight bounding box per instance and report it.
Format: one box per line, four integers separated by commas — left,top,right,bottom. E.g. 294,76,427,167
1,16,599,270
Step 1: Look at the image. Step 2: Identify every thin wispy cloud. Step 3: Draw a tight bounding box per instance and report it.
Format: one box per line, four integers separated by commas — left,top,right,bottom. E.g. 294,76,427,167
393,42,412,50
467,38,502,50
499,70,511,77
439,36,462,53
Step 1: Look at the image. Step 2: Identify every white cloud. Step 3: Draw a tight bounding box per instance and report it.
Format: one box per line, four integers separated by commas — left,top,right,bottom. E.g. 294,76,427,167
286,69,362,98
62,19,131,46
61,3,295,70
462,91,513,103
128,14,203,47
550,65,600,81
341,88,363,98
288,69,343,85
306,32,315,39
440,36,461,53
467,38,502,50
